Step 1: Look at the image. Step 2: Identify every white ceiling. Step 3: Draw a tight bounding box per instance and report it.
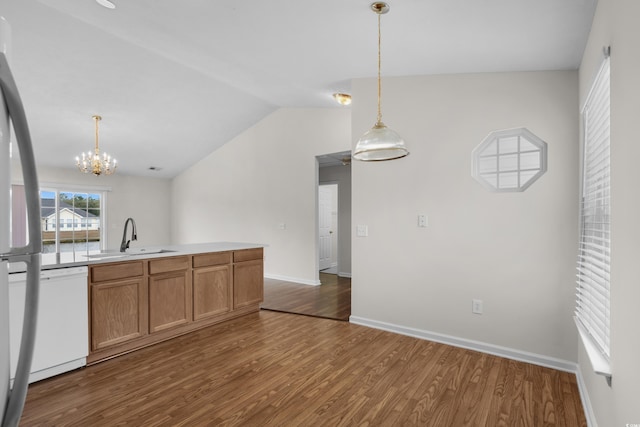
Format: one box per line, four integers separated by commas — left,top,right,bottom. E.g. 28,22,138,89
2,0,596,178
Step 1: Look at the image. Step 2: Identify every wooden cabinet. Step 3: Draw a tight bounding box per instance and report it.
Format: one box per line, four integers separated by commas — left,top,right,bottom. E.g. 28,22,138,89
89,261,147,352
233,248,264,309
88,247,263,364
193,252,231,321
148,256,191,333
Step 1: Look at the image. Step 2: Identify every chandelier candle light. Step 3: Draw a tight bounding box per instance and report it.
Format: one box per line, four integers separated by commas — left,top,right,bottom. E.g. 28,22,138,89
75,115,117,176
353,2,409,161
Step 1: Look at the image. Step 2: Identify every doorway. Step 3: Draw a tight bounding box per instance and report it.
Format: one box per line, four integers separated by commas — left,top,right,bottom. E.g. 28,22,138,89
316,150,352,281
260,150,352,321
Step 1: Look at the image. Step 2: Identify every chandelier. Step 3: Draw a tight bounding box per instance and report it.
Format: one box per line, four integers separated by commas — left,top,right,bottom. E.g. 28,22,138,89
353,2,409,161
75,115,117,176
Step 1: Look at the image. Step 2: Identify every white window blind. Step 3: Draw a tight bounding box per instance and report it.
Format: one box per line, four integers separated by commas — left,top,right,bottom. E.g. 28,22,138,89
576,57,611,374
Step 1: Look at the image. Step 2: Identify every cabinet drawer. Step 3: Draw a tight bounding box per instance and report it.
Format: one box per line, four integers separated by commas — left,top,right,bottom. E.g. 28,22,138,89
148,256,189,275
193,252,231,268
91,261,143,283
233,248,263,263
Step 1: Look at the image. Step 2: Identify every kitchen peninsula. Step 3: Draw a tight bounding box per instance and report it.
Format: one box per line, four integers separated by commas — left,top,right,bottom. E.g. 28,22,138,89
43,242,264,365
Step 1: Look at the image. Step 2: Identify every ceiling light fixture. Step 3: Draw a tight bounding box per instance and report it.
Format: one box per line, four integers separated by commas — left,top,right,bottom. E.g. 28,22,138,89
353,2,408,162
75,115,117,176
95,0,116,9
333,93,352,106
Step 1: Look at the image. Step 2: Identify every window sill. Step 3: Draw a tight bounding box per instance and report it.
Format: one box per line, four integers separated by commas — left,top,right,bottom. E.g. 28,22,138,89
574,317,612,386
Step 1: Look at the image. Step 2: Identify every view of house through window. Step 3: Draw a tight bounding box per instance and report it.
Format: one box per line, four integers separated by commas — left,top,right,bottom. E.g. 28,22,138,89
40,190,104,254
11,185,107,254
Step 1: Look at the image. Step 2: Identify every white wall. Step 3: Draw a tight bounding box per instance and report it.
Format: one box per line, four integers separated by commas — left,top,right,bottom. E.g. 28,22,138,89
351,71,579,362
577,0,640,424
171,108,351,285
319,164,352,277
12,163,172,250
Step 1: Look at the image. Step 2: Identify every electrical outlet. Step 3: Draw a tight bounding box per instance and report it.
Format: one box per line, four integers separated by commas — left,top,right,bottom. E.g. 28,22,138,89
356,225,368,237
472,299,483,314
418,214,428,227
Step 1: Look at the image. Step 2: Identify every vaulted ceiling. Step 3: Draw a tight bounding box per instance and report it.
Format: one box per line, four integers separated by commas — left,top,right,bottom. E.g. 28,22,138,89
2,0,596,178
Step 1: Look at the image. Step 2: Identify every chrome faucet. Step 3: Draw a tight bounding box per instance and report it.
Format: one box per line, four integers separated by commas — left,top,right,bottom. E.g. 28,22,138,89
120,217,137,252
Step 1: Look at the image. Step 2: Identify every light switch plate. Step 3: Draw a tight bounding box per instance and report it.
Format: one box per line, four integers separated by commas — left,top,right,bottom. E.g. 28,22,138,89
356,225,368,237
472,299,483,314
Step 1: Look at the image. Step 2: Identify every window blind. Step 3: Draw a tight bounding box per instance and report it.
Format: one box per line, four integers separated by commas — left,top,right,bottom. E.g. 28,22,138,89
576,57,610,364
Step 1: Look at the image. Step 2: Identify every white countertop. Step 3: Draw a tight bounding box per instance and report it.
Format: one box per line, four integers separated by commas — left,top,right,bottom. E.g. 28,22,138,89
8,242,266,273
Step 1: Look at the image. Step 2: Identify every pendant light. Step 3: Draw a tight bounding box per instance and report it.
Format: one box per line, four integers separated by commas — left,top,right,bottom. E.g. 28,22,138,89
75,115,117,176
353,2,408,162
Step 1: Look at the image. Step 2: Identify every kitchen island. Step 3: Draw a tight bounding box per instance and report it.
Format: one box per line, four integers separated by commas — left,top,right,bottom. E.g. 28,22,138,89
8,242,264,369
84,243,264,364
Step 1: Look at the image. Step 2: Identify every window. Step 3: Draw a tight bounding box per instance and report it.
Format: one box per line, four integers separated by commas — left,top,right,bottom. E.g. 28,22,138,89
575,57,611,381
11,184,108,256
472,128,547,192
40,189,105,254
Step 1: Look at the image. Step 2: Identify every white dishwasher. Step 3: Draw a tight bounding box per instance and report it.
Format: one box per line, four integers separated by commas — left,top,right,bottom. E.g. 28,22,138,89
9,265,88,383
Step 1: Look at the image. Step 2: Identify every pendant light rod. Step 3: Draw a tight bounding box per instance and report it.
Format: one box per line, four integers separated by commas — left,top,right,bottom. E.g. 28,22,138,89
93,115,101,153
373,2,388,125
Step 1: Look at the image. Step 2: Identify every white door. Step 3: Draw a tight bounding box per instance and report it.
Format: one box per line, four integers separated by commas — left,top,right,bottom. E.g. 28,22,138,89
318,185,333,270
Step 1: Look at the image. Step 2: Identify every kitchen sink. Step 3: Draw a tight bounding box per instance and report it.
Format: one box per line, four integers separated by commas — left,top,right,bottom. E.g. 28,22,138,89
125,248,176,255
83,248,176,259
83,251,127,259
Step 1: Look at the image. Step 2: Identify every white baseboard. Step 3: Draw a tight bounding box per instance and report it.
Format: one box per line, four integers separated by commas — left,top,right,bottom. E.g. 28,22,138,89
574,366,598,427
349,316,577,373
338,272,352,278
264,273,320,286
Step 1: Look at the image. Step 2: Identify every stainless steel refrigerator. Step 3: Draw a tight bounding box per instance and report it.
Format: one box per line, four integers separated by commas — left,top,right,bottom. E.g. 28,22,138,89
0,17,42,427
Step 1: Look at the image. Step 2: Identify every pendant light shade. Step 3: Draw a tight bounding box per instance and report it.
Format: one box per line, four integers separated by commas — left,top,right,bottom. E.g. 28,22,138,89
354,121,408,161
353,2,408,162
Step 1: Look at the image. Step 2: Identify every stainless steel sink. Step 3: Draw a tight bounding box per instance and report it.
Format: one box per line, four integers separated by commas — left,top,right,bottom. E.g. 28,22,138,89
83,248,176,259
125,248,176,255
84,251,127,259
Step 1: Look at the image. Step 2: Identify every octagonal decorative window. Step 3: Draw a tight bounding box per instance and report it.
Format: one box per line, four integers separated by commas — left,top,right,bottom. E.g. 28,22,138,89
472,128,547,192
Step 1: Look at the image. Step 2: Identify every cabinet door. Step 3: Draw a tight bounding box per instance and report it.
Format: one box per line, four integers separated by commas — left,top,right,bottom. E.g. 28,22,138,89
91,277,147,351
193,265,231,321
233,259,264,309
148,270,192,333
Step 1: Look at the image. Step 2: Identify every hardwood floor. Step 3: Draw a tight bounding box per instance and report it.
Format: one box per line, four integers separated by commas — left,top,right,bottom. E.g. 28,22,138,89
261,273,351,321
20,311,586,426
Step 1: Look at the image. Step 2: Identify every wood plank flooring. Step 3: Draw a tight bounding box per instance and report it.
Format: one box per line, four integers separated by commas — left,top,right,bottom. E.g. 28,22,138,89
261,273,351,321
20,311,586,426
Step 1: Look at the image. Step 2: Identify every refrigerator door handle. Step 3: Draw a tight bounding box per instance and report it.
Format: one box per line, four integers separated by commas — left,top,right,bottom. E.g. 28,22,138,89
0,52,41,259
0,51,42,427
